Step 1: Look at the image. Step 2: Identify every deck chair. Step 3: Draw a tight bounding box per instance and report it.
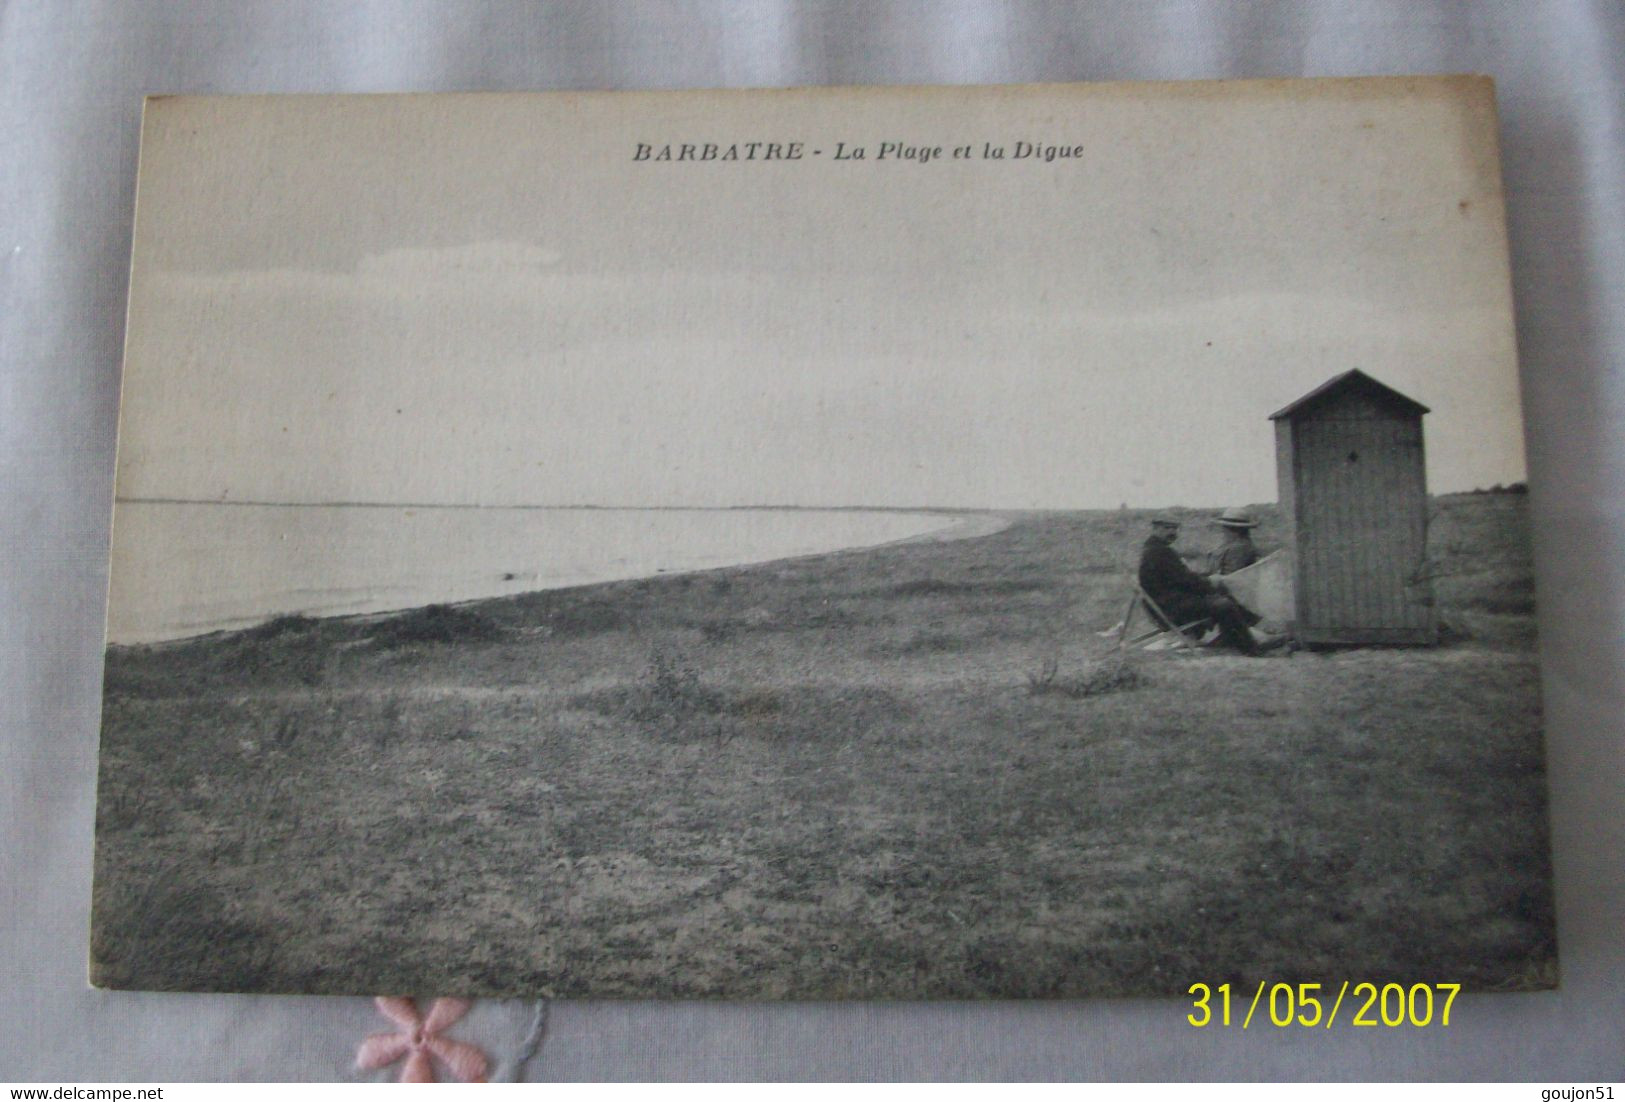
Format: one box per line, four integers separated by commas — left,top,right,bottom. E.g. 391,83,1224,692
1111,582,1210,651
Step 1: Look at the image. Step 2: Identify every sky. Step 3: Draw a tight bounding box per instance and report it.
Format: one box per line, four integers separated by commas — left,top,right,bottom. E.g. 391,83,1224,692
114,79,1529,509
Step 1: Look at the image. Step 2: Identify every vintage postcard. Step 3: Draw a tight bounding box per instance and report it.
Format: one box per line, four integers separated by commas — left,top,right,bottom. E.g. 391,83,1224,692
92,78,1554,997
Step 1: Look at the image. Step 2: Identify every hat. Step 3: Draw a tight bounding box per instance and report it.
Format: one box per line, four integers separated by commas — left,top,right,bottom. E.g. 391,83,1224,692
1150,514,1181,528
1216,507,1259,529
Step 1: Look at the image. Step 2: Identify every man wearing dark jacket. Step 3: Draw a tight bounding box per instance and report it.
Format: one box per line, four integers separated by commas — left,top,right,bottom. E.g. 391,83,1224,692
1138,515,1260,654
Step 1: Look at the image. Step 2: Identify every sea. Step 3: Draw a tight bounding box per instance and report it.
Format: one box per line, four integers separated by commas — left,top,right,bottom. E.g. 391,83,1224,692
104,502,961,645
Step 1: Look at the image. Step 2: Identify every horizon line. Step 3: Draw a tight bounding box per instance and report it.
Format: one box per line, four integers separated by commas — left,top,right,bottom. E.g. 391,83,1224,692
113,491,1513,512
115,496,1001,513
116,496,1222,513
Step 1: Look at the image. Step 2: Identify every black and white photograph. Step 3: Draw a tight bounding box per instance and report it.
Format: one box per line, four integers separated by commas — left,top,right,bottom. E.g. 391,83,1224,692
91,77,1554,998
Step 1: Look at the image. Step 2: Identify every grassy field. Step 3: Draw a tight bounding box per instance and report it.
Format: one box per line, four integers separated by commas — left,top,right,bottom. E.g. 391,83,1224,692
91,492,1555,997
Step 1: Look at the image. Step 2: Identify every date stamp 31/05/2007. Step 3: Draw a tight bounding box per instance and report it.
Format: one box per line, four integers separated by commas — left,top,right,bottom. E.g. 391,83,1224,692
1187,982,1462,1029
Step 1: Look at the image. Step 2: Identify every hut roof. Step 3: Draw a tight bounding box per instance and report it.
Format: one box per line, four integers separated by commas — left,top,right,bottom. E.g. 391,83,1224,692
1268,369,1430,421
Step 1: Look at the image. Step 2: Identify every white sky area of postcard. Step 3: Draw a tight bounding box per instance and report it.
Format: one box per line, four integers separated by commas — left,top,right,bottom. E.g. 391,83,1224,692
116,83,1527,510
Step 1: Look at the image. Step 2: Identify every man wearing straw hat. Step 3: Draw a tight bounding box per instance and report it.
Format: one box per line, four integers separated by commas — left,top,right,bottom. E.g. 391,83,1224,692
1209,506,1262,576
1138,515,1260,654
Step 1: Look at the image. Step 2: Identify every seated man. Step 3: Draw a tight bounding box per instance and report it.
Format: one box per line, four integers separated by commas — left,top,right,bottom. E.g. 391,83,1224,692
1138,515,1260,654
1209,506,1261,575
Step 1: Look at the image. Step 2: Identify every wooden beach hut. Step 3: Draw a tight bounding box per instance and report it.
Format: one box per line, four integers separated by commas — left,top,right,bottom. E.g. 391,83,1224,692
1270,369,1437,646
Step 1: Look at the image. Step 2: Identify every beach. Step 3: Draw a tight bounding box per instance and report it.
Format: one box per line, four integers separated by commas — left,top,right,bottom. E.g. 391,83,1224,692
92,492,1553,997
105,503,987,644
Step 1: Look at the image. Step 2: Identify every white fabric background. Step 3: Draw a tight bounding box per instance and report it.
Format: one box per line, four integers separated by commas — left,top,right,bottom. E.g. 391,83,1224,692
2,0,1621,1081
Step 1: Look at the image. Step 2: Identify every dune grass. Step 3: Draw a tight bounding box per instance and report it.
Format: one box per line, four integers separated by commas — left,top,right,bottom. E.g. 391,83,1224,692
91,493,1554,997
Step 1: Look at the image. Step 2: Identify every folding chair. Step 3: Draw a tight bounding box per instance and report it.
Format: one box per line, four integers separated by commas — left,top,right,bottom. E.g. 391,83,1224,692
1113,582,1210,651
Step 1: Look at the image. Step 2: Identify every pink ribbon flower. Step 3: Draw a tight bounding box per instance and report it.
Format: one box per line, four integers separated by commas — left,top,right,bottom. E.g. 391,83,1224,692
356,997,489,1083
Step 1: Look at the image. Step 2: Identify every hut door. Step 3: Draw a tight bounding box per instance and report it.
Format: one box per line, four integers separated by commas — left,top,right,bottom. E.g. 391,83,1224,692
1296,417,1433,643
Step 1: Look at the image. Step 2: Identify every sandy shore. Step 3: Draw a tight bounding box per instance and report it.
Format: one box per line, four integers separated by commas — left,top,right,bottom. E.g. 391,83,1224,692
111,506,1011,647
896,511,1012,543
